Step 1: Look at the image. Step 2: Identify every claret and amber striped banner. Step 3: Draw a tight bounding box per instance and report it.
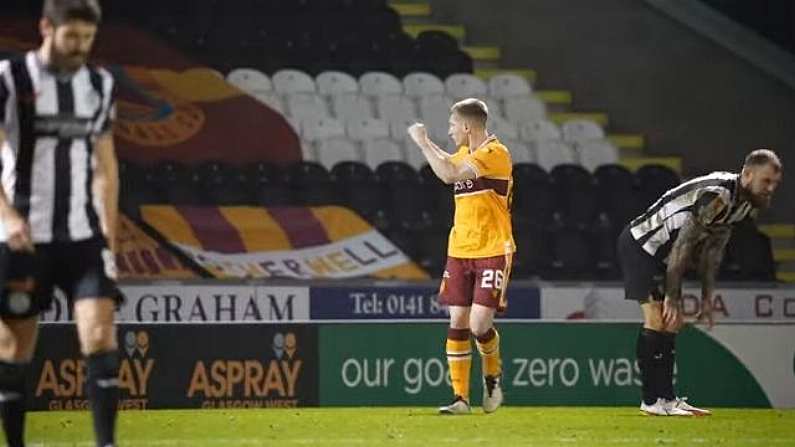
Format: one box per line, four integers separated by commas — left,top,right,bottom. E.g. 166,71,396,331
131,205,428,280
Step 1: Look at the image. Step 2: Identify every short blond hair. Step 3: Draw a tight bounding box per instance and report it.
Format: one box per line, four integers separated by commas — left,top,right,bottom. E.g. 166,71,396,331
451,98,488,128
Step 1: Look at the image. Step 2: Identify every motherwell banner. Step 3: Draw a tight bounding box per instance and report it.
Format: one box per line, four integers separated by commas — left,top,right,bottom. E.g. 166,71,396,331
137,205,428,280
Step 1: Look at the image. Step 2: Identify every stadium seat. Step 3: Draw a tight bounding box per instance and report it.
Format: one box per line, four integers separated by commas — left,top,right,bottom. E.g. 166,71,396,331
376,161,428,230
198,162,253,205
488,74,532,99
362,138,405,169
513,224,553,277
330,161,386,225
520,119,562,142
403,72,446,98
636,164,681,209
512,163,555,227
444,74,488,100
591,223,620,280
316,137,363,170
331,94,374,120
346,117,390,141
489,114,519,140
419,165,454,230
727,221,776,281
593,164,642,229
272,69,316,94
577,139,619,172
389,117,417,143
315,70,359,96
503,95,547,126
550,164,599,227
300,139,317,162
155,160,199,205
418,95,453,141
226,68,272,93
286,93,330,121
244,162,292,207
249,91,284,112
376,95,417,122
285,161,337,205
535,140,577,171
501,139,534,164
414,227,449,277
550,228,595,279
561,119,605,143
359,71,403,96
301,117,346,142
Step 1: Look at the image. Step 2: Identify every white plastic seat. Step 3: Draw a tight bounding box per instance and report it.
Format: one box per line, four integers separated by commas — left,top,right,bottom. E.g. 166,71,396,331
362,138,405,169
535,140,577,171
404,72,445,98
300,139,317,162
376,95,417,122
576,139,619,172
389,117,418,142
226,68,271,93
286,93,329,121
445,73,488,100
301,117,346,142
500,139,534,164
403,139,428,169
561,119,606,143
316,71,359,96
346,117,390,141
331,94,374,120
249,91,284,113
488,114,519,140
488,74,532,100
316,137,363,169
272,69,316,95
286,116,301,135
418,95,453,121
520,119,562,142
359,71,403,96
503,95,547,125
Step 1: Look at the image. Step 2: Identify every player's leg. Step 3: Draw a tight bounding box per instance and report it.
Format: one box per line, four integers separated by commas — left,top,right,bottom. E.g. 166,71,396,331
65,238,122,446
663,314,711,415
471,256,509,413
0,317,38,447
437,257,473,414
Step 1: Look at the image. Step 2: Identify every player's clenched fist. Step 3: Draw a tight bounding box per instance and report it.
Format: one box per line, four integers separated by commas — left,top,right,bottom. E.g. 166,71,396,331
407,123,428,146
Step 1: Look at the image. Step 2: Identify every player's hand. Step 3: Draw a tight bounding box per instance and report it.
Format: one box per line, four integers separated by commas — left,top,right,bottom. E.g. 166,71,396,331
1,206,34,253
407,123,429,146
662,297,681,327
696,297,715,330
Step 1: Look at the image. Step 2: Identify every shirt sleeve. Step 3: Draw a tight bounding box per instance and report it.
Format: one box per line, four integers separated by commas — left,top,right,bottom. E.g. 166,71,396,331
0,62,11,130
97,69,117,135
463,145,510,178
693,188,730,226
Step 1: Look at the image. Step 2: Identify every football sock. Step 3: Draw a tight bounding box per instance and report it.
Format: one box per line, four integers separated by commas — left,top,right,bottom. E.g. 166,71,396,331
636,328,665,405
660,332,677,401
0,361,28,447
475,328,501,378
86,351,120,447
446,328,471,402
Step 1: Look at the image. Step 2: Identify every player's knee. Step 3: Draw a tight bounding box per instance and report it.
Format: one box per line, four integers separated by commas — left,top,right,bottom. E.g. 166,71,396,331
79,321,117,355
643,313,665,331
469,319,491,337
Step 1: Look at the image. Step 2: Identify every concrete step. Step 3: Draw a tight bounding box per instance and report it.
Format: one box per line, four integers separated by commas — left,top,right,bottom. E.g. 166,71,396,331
403,24,465,42
549,112,608,127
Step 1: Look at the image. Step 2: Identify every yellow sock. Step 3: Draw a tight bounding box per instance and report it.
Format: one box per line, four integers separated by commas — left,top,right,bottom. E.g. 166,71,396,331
446,336,471,401
476,328,502,378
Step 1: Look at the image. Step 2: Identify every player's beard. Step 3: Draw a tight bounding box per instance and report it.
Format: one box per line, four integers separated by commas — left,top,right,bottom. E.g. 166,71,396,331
48,45,88,73
749,191,771,209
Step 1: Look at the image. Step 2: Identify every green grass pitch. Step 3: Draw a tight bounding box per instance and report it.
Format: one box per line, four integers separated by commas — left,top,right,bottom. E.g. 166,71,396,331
24,407,795,446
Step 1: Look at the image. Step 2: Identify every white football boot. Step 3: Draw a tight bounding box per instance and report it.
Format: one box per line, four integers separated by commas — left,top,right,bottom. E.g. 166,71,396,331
482,375,503,414
439,396,471,415
672,397,712,416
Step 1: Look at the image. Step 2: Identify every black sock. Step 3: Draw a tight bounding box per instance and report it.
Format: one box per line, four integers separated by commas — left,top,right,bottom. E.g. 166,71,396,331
636,328,665,405
0,361,28,447
86,351,120,447
660,332,677,401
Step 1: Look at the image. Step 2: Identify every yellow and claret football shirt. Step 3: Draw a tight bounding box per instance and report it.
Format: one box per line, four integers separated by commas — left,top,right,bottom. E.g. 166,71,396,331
447,136,516,259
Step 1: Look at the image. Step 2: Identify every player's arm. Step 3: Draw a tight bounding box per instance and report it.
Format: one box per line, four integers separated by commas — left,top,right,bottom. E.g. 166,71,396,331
695,226,730,328
407,123,475,184
0,71,34,252
663,191,729,324
92,132,119,253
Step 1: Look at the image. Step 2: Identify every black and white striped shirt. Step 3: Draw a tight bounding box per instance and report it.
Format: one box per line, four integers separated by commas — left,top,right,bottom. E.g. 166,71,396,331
629,171,755,262
0,51,115,243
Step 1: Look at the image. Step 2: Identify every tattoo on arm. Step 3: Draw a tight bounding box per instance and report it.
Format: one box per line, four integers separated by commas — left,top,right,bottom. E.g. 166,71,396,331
698,227,731,301
666,217,705,302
